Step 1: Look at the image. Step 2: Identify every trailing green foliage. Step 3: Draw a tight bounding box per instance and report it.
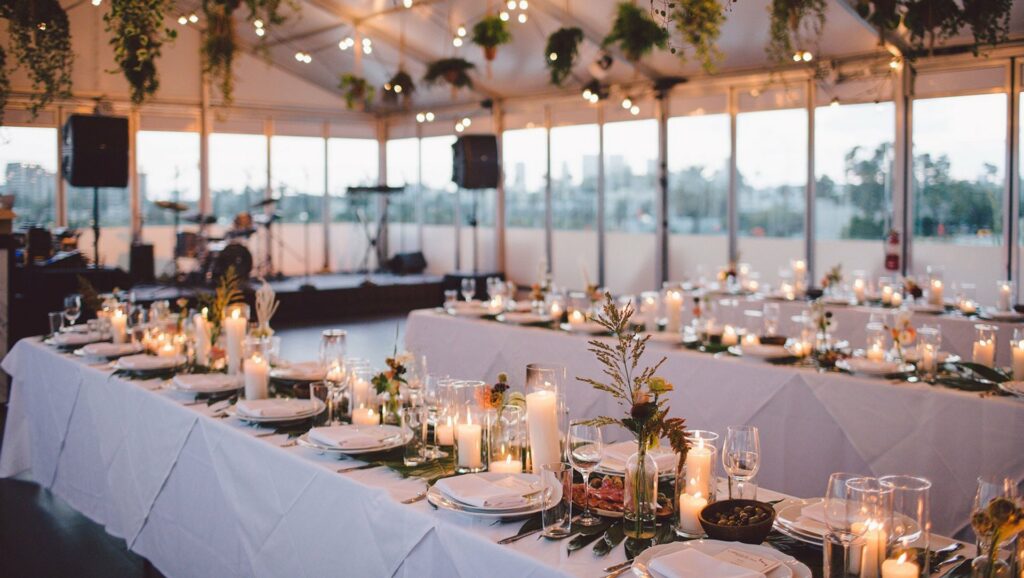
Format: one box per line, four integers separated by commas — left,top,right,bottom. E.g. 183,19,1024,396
544,27,583,86
471,15,512,48
339,74,374,110
602,2,668,62
672,0,726,72
766,0,826,63
0,0,73,121
423,58,475,90
104,0,177,104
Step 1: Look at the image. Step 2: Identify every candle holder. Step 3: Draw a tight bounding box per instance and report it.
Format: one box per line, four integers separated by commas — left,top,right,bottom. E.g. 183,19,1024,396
972,324,997,367
916,326,941,379
1012,329,1024,380
880,475,931,578
222,303,250,375
243,350,270,400
545,292,566,322
866,322,888,362
996,280,1014,312
847,477,894,578
675,430,719,538
319,329,347,373
927,266,945,307
567,292,589,326
453,406,487,474
525,363,564,473
879,276,894,306
852,270,867,304
640,291,660,332
487,405,524,474
349,366,376,417
958,283,979,316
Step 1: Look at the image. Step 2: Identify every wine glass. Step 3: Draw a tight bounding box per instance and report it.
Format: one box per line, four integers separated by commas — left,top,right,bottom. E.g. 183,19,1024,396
461,278,476,303
567,421,604,527
823,472,868,577
972,476,1018,553
762,303,780,337
63,295,82,328
845,477,893,578
723,425,760,500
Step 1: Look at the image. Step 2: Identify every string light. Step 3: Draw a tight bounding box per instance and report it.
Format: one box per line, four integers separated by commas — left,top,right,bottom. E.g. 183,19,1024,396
188,13,199,23
426,112,435,121
621,97,632,109
294,51,312,63
416,112,437,123
453,36,463,47
518,13,527,23
548,52,558,61
91,0,102,6
254,19,265,37
362,38,373,55
630,105,640,115
499,11,509,21
178,15,188,25
455,122,465,133
457,24,467,37
519,0,528,8
830,97,840,107
339,37,355,50
582,88,593,101
462,117,472,127
889,56,901,69
506,0,516,8
402,0,414,7
793,50,813,62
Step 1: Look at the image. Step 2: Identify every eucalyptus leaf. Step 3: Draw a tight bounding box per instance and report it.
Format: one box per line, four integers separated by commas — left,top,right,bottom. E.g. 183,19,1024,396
591,523,625,557
566,521,610,555
954,362,1010,383
936,377,997,393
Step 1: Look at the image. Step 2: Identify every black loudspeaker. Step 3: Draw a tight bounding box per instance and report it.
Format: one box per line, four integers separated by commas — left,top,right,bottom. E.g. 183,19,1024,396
130,243,155,284
452,135,499,190
61,115,129,188
389,251,427,275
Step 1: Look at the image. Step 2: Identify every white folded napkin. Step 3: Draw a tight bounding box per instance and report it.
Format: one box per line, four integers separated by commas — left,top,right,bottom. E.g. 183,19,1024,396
235,398,315,418
172,374,242,392
308,425,394,449
54,332,103,346
117,354,184,371
82,342,141,358
435,474,538,509
273,361,325,381
800,501,826,525
600,441,679,473
649,549,766,578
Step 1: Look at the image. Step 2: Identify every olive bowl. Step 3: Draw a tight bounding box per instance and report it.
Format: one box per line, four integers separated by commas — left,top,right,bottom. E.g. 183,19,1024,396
698,499,776,544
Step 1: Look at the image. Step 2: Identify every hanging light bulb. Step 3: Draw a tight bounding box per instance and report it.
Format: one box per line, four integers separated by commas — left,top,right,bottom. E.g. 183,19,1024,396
453,37,463,47
519,0,528,8
455,122,465,133
255,28,265,37
457,24,467,37
178,15,188,25
889,57,901,69
830,97,840,107
384,83,393,91
254,19,264,28
506,0,517,9
416,113,426,123
588,93,599,103
188,13,199,23
630,105,640,115
621,97,632,109
91,0,102,6
549,52,558,61
582,88,593,100
403,0,414,7
462,117,472,127
426,112,435,122
802,50,813,62
394,84,403,94
499,11,510,21
518,13,527,23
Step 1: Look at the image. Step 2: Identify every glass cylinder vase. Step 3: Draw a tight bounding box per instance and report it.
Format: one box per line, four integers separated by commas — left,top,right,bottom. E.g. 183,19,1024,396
624,445,659,548
487,406,524,474
676,430,719,538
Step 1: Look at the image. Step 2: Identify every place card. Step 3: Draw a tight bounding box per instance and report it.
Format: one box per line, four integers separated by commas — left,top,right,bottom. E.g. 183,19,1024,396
713,548,782,574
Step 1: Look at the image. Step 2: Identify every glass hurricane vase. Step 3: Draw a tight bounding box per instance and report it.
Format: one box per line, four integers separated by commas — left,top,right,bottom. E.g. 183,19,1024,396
623,444,659,548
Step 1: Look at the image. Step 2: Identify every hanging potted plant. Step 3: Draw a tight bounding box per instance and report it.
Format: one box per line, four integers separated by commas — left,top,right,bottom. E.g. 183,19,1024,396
901,0,962,55
766,0,826,63
672,0,727,73
544,27,583,86
105,0,178,105
0,0,73,120
602,2,669,62
339,74,374,110
424,58,475,94
382,69,415,105
471,15,512,61
960,0,1013,54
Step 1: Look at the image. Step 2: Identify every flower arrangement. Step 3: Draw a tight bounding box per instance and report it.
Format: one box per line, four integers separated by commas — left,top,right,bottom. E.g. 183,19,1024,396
766,0,826,63
809,299,835,336
902,277,924,300
251,279,279,338
585,283,603,305
717,261,738,284
339,74,374,110
477,372,526,414
885,309,916,362
971,497,1024,578
372,351,411,422
197,265,243,344
820,264,842,289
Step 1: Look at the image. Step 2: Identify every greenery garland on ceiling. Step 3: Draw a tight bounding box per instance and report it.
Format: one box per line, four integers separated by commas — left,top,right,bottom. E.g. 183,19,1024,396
0,0,73,123
544,27,583,86
471,15,512,62
423,58,475,91
339,73,373,110
201,0,293,107
856,0,1014,56
766,0,826,63
603,2,669,62
670,0,728,73
104,0,178,105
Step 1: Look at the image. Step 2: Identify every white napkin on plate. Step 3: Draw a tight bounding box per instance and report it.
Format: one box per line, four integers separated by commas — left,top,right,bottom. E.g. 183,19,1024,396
649,549,766,578
173,374,242,392
435,474,537,509
82,342,141,358
274,361,325,381
600,441,678,473
308,426,394,449
54,332,103,346
235,398,315,418
800,501,826,525
117,354,184,370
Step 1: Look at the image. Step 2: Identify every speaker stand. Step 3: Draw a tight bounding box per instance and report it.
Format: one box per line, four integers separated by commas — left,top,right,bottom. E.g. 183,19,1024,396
91,186,101,266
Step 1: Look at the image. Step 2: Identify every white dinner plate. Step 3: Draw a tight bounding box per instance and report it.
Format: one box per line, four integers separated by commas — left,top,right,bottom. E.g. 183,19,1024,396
774,498,826,545
270,362,326,382
902,350,959,365
170,373,243,394
837,358,911,376
560,321,608,335
997,380,1024,399
632,540,808,578
498,312,552,325
984,310,1024,322
426,473,555,518
296,424,409,455
446,301,491,317
75,342,143,359
909,303,946,315
740,343,793,360
228,398,326,424
49,332,105,347
644,332,682,345
114,354,186,372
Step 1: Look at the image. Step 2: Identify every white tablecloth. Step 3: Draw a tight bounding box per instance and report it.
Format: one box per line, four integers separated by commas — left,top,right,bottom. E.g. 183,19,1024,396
405,309,1024,537
0,339,616,577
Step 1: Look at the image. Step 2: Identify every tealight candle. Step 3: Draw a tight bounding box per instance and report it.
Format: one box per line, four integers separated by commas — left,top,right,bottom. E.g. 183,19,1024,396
243,353,269,400
456,409,483,470
325,361,344,383
881,553,919,578
866,343,886,362
881,285,894,306
110,310,127,344
568,310,585,326
998,281,1013,311
920,343,937,374
352,406,378,426
157,341,178,357
487,295,505,315
224,308,247,374
664,289,684,333
721,325,738,346
489,454,523,474
890,292,903,308
853,278,866,303
960,299,977,315
743,333,760,347
549,301,563,320
677,491,708,536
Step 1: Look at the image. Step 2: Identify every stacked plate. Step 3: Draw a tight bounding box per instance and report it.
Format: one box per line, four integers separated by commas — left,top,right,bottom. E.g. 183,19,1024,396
270,361,326,382
738,343,792,361
560,321,608,335
632,539,811,578
76,342,143,359
113,353,186,372
49,331,105,348
297,424,409,455
596,441,678,477
446,301,491,318
426,472,552,518
836,358,912,377
498,312,552,325
170,373,243,394
773,498,827,546
230,398,325,424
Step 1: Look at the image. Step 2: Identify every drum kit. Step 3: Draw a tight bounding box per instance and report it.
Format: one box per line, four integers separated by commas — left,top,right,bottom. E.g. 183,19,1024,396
156,198,281,284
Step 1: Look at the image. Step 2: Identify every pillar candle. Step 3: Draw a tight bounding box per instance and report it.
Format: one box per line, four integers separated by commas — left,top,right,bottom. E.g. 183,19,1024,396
920,344,937,374
973,338,996,367
157,342,179,358
110,310,128,344
664,290,684,333
352,406,378,426
678,491,708,536
243,354,269,400
881,554,919,578
351,377,370,409
998,282,1013,311
526,389,560,473
192,313,210,367
743,333,760,347
929,279,944,307
489,454,523,474
224,309,247,375
642,295,659,331
684,439,714,495
436,415,455,446
853,279,866,303
852,520,886,578
457,410,483,469
881,286,893,306
890,292,903,308
1012,340,1024,378
721,325,738,346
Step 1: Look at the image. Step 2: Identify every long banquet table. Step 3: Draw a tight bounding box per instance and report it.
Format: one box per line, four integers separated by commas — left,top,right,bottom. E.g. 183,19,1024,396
405,309,1024,537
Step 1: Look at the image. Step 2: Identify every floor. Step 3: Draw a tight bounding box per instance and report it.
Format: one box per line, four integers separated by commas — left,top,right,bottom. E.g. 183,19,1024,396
0,313,407,577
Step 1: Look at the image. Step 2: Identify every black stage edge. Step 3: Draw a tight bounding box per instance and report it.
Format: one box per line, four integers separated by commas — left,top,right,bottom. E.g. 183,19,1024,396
131,273,445,326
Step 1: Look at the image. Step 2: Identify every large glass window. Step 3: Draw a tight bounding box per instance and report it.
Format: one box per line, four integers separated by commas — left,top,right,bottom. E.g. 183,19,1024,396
332,137,380,222
271,135,325,224
667,113,729,280
504,128,546,228
209,133,267,226
550,123,599,289
603,120,657,233
814,101,894,277
912,93,1005,302
0,126,57,228
736,108,807,280
136,130,199,227
420,135,456,225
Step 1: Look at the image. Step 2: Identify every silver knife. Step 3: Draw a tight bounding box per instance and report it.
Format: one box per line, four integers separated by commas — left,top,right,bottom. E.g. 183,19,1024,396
336,463,380,474
603,559,633,573
498,516,580,545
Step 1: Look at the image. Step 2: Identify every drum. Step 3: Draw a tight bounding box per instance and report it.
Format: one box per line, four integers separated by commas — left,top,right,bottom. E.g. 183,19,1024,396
233,211,253,230
175,231,203,259
204,242,253,282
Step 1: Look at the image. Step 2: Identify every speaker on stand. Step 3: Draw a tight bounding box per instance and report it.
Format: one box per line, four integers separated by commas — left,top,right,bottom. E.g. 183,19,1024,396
452,135,499,275
61,114,129,266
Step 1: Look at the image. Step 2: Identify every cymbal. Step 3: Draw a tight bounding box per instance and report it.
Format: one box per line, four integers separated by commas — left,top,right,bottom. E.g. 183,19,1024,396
184,213,217,225
252,198,280,208
253,213,281,226
154,200,188,212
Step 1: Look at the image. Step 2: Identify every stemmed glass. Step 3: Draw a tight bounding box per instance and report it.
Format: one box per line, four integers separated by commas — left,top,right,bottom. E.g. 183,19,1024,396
567,421,604,527
972,475,1018,575
63,295,82,328
824,473,870,577
723,425,760,499
845,477,893,578
461,278,476,303
762,303,780,337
